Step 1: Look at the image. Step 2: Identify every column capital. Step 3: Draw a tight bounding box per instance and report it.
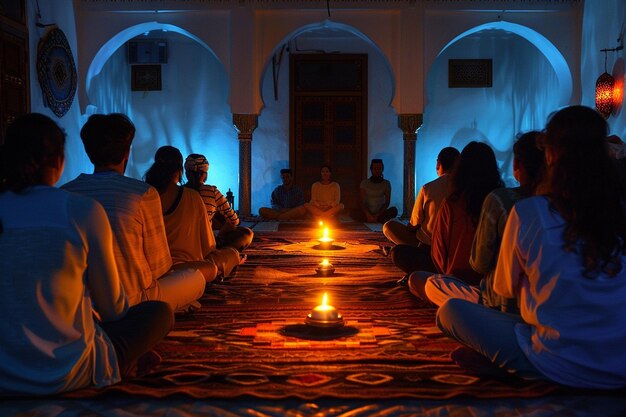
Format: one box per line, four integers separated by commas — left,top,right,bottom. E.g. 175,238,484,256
397,113,423,141
233,113,258,141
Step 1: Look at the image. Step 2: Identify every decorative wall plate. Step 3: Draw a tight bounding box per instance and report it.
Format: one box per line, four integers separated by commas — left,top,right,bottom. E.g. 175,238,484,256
37,27,77,117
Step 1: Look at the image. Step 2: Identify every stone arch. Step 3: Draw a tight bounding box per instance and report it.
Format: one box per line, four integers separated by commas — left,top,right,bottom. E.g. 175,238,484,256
434,21,572,105
84,22,225,109
258,19,396,109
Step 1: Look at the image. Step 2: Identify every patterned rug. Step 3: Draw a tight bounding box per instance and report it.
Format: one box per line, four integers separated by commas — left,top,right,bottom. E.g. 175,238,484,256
65,230,573,400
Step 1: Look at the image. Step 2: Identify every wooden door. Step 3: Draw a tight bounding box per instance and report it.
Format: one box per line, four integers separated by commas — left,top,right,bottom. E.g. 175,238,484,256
0,1,29,142
290,54,367,212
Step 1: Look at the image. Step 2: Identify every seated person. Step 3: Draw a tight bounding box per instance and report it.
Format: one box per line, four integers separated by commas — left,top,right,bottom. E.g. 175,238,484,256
423,132,544,311
352,158,397,223
437,106,626,388
63,113,209,312
184,153,253,252
408,142,503,299
259,168,306,220
145,146,242,280
304,164,344,221
383,147,459,282
0,113,173,395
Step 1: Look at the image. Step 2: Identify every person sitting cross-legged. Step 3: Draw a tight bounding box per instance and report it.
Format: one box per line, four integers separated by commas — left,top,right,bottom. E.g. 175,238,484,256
0,113,173,395
383,147,459,284
62,113,212,312
352,158,398,223
258,168,306,220
436,106,626,388
145,146,243,281
304,164,345,222
423,131,545,312
183,153,253,252
407,142,503,299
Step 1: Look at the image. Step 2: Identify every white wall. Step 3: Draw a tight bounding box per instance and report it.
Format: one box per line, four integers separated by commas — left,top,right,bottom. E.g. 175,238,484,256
416,29,562,190
87,31,239,199
580,0,626,138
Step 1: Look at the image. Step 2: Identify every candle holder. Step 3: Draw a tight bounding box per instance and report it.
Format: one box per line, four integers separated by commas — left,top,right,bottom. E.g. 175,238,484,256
317,227,335,250
315,259,335,276
305,293,344,328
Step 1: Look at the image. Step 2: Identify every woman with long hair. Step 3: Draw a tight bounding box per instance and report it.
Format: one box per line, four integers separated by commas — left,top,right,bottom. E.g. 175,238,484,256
0,114,173,395
409,141,503,299
437,106,626,388
145,146,242,280
423,132,545,310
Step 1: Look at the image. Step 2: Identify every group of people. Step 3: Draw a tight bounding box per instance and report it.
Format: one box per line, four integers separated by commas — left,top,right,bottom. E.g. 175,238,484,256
0,112,252,395
259,159,398,224
2,104,626,395
381,105,626,389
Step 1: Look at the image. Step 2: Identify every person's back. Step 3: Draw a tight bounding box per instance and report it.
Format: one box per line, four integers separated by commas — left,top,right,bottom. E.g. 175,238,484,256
0,185,128,394
496,195,626,388
436,106,626,389
63,114,207,312
0,114,172,396
63,172,170,305
146,146,241,279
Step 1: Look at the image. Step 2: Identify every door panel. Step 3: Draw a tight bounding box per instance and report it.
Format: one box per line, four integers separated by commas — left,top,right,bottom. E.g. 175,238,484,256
290,54,367,211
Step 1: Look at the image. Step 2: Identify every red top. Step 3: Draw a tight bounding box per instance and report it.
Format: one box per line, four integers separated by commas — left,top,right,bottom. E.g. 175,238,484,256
431,197,483,285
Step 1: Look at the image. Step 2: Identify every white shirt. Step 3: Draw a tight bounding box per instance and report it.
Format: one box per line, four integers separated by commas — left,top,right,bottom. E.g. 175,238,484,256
495,196,626,389
0,186,128,395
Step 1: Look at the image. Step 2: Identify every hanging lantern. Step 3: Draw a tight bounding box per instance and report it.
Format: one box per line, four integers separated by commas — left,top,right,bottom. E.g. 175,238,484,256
596,72,615,118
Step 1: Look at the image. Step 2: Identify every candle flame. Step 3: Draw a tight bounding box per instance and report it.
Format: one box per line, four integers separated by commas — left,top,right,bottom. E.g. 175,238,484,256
322,292,328,306
319,220,324,227
321,259,329,266
323,228,329,239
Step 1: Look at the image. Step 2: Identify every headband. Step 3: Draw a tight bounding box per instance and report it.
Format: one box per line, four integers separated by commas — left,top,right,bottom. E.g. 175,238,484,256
184,155,209,172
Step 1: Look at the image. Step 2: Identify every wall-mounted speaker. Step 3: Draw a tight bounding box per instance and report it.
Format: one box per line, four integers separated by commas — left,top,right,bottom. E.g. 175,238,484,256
127,39,168,64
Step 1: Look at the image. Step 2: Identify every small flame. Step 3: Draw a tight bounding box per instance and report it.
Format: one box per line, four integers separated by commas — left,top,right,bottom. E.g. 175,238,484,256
319,220,324,227
321,259,329,266
323,228,329,239
322,292,328,306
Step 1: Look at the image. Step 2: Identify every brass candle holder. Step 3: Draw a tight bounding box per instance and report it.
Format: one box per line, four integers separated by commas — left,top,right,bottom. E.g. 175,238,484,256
305,292,344,328
315,258,335,276
317,227,334,250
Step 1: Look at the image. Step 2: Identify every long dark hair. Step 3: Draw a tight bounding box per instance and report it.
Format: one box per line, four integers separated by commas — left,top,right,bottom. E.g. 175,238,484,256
543,105,626,278
513,131,545,196
144,146,183,194
1,113,65,193
449,141,503,225
1,113,65,235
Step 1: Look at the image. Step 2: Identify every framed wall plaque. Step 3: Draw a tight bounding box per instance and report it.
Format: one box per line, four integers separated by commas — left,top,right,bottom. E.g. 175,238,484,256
131,64,161,91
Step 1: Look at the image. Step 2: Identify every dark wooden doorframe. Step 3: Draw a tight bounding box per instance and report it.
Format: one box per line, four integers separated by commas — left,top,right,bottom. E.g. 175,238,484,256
289,53,368,211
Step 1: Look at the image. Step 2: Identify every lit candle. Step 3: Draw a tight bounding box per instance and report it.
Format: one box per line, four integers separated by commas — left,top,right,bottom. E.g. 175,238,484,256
317,227,334,249
315,258,335,276
305,292,344,328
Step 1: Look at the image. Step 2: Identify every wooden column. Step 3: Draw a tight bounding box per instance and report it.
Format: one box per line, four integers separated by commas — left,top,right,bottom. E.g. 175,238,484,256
397,114,423,219
232,113,258,217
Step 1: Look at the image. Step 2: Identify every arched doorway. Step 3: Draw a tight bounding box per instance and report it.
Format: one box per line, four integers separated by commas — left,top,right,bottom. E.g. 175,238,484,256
417,21,573,189
253,20,399,215
84,23,237,195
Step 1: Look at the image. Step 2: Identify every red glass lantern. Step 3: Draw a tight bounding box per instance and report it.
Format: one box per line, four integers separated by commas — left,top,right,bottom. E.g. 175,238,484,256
596,72,615,119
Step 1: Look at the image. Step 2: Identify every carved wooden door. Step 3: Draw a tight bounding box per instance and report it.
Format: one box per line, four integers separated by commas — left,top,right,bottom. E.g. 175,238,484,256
290,54,367,212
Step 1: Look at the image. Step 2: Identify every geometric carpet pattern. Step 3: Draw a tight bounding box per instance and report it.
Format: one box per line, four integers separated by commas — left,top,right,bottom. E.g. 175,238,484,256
65,228,571,400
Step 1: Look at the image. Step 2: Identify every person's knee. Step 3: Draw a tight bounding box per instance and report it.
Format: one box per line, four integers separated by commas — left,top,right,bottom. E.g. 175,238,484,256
145,300,175,332
436,298,465,331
